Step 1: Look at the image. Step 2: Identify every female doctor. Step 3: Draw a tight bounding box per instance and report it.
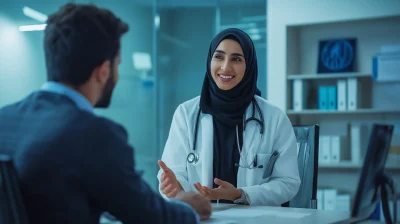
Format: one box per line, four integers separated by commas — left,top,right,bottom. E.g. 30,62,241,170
157,28,300,206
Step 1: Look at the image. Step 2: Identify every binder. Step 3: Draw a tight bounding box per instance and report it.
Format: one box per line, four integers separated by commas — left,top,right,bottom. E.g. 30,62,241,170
350,124,369,164
336,194,351,212
323,189,337,210
319,136,331,164
330,136,350,162
372,53,400,82
318,86,328,110
330,136,340,163
337,80,347,111
347,78,360,110
327,86,337,110
293,80,309,111
317,189,324,210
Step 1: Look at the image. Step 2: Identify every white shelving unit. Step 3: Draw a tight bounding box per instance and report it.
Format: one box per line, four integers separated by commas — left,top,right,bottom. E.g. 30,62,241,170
319,161,400,170
287,109,400,115
267,0,400,214
287,72,371,80
284,16,400,195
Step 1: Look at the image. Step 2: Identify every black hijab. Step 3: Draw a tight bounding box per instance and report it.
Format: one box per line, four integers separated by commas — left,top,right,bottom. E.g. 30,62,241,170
200,28,260,126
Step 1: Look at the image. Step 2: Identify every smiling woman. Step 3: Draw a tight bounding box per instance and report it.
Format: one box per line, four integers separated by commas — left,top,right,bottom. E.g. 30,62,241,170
157,28,301,207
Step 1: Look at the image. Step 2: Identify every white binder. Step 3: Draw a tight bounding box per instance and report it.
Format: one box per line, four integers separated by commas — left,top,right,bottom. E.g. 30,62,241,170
336,195,351,212
330,136,341,163
347,78,360,110
317,189,324,210
319,136,331,164
330,136,350,162
337,80,347,111
293,80,309,111
323,189,337,210
350,124,369,164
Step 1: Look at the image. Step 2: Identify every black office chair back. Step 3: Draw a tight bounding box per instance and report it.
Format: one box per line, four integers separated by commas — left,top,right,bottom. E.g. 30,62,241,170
289,125,319,209
0,154,29,224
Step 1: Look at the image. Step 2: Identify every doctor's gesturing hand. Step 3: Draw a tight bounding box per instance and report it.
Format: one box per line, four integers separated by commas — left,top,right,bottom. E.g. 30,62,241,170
158,160,184,198
194,178,241,201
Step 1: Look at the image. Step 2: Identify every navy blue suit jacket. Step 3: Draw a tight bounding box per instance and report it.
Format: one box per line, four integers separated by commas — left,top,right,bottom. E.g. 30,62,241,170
0,91,197,224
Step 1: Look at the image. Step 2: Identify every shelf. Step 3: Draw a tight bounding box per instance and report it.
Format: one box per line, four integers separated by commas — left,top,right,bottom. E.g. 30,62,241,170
319,161,400,170
287,72,371,80
287,109,400,115
319,162,361,169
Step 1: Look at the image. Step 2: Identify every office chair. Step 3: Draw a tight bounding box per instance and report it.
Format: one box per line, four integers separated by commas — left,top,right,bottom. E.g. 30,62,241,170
283,125,320,209
0,154,29,224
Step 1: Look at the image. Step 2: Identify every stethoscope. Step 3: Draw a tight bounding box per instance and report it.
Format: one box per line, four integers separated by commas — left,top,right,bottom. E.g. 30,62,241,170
187,97,265,169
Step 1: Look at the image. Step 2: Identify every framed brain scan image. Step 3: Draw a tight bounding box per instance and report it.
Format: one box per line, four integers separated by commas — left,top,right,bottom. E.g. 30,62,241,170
317,38,357,74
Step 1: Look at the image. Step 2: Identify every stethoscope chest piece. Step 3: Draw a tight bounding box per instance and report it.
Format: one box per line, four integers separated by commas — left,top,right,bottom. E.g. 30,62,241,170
187,152,200,165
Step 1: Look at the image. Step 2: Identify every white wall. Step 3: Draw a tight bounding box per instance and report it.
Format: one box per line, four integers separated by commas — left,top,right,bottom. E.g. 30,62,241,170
267,0,400,111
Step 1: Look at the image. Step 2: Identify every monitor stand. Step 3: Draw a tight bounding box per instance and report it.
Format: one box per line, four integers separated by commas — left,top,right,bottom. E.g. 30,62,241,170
380,172,397,224
331,172,397,224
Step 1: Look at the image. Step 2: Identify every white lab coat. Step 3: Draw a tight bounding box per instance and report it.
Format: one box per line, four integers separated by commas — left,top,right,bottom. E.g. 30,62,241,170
157,96,301,206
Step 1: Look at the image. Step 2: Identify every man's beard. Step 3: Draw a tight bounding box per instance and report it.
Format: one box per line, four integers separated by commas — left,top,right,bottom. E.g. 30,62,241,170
94,70,116,108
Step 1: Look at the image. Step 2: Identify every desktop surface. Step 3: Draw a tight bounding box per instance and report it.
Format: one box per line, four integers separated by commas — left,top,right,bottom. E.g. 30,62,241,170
97,203,386,224
202,203,349,224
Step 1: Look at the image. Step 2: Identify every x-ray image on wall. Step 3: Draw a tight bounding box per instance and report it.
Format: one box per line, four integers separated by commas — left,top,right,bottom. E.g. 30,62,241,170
317,38,357,73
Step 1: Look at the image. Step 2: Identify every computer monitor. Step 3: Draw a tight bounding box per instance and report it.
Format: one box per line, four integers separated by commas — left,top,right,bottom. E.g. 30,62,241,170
333,124,396,224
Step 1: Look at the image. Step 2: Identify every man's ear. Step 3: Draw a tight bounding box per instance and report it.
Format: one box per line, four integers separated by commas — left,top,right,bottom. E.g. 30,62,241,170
93,60,111,85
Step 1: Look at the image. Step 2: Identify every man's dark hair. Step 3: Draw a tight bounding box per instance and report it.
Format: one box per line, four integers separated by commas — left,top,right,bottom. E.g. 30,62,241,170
44,3,129,86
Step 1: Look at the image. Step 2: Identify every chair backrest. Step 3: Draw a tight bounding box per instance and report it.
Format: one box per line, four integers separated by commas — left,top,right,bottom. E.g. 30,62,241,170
289,125,320,209
0,154,29,224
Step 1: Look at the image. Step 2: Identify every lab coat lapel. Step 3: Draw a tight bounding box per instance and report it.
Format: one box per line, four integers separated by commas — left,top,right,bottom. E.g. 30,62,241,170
243,104,258,161
200,114,214,188
237,103,258,187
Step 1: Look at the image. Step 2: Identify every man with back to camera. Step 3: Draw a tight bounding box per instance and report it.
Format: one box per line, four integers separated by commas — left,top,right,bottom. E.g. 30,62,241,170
0,3,211,224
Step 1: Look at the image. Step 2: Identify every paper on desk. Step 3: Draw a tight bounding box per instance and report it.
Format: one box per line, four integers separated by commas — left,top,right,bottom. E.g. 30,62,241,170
202,219,239,224
213,209,266,218
213,208,311,219
263,210,311,219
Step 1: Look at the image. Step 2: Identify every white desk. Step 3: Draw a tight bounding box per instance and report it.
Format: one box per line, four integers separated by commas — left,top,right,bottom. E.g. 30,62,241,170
98,204,386,224
201,203,360,224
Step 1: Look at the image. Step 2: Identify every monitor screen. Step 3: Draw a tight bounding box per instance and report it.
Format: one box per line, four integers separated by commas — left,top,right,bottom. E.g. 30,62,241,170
351,124,394,219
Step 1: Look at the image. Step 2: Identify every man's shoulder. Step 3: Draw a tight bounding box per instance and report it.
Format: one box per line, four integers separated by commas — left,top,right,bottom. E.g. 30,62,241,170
0,92,127,139
86,115,127,138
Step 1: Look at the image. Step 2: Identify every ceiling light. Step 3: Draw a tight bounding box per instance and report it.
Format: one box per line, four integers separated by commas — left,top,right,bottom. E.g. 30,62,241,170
19,24,47,32
23,6,48,22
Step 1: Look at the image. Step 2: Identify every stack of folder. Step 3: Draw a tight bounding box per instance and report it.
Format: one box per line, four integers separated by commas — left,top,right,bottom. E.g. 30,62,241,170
318,86,337,110
318,78,360,111
372,44,400,82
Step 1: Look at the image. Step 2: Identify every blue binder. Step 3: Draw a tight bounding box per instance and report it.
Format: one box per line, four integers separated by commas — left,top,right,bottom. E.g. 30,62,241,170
327,86,337,110
318,86,328,110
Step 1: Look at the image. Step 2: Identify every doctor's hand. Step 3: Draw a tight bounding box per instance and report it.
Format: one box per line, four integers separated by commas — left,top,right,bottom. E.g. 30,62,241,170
194,178,241,201
158,160,183,198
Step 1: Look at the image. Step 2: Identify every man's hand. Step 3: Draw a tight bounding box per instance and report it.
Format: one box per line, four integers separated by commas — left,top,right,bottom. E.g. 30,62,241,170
158,160,183,198
193,178,241,201
175,192,212,221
